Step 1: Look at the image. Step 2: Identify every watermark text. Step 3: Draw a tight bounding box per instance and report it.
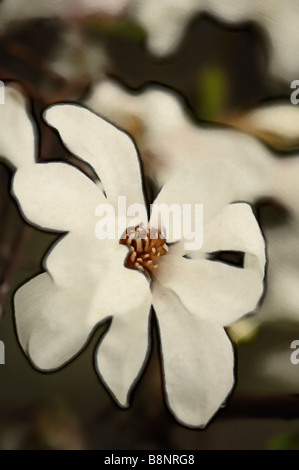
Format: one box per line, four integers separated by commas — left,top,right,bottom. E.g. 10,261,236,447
95,196,203,250
0,340,5,365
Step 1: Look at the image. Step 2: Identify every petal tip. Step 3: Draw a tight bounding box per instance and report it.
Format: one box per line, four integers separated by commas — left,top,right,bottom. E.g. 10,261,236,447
43,104,66,125
116,396,130,409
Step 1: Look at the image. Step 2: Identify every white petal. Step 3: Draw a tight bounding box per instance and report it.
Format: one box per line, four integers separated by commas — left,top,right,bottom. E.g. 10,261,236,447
15,273,102,370
45,233,150,322
15,233,151,370
153,283,234,428
95,296,152,407
201,203,265,273
12,162,103,231
156,256,263,326
44,104,145,207
0,85,36,168
44,232,117,288
156,204,265,326
151,159,239,244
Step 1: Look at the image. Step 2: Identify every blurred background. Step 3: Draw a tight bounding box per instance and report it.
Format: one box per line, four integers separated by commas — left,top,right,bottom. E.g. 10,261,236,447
1,0,299,450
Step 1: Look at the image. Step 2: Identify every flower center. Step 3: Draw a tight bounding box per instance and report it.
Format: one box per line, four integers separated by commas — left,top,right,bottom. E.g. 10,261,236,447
120,225,168,275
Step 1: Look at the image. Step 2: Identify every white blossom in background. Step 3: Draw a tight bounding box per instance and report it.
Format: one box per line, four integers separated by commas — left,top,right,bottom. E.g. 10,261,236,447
223,101,299,323
48,29,108,82
0,85,265,427
85,79,273,191
85,79,299,323
130,0,299,82
235,103,299,148
0,0,128,87
0,0,130,29
236,103,299,323
2,1,298,82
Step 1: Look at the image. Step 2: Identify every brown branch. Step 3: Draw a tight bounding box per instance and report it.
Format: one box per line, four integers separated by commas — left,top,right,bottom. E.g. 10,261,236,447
3,40,65,85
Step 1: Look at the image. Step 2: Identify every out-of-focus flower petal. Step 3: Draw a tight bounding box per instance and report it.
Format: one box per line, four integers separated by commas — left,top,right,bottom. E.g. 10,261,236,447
153,283,234,427
66,0,131,18
95,296,152,407
227,102,299,151
131,0,299,81
0,0,131,29
84,80,274,198
44,104,145,207
156,204,265,326
259,222,299,323
12,162,104,232
131,0,197,56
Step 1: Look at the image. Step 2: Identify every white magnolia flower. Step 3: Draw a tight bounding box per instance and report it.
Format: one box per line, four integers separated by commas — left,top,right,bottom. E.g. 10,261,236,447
85,79,299,324
130,0,299,81
1,86,265,427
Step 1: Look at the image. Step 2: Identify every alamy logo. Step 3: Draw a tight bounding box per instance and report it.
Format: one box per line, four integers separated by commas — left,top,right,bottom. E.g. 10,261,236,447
95,196,204,251
0,81,4,105
0,341,5,364
290,340,299,364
